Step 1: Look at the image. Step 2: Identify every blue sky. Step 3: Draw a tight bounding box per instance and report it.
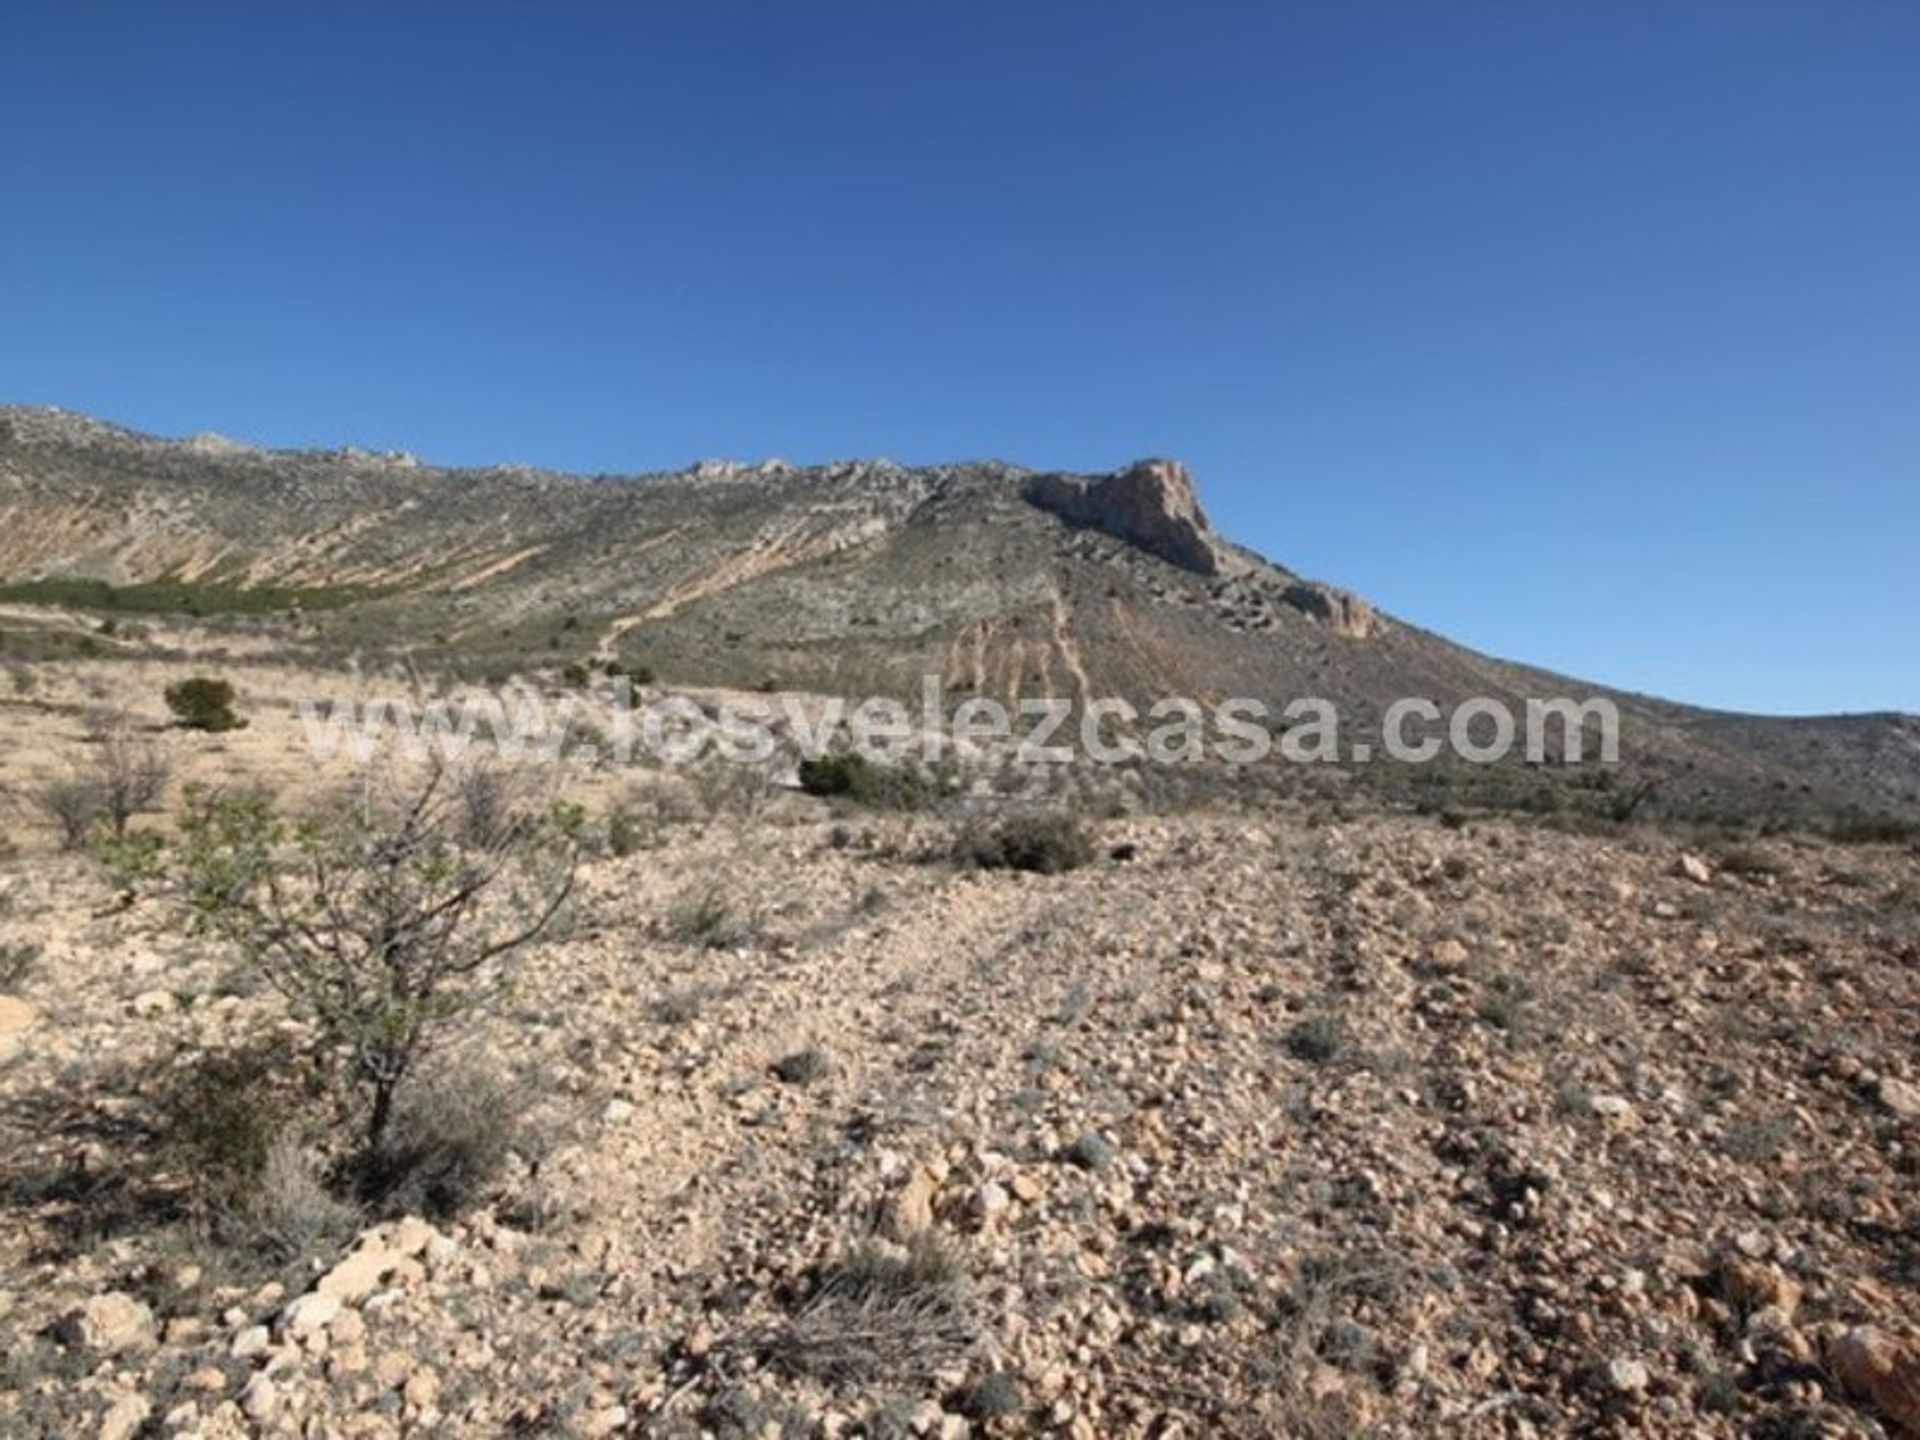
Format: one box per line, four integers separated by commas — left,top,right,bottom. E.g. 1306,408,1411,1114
2,3,1915,715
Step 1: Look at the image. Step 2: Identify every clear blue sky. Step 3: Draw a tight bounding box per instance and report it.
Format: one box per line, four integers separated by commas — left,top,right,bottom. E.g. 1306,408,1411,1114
3,4,1915,715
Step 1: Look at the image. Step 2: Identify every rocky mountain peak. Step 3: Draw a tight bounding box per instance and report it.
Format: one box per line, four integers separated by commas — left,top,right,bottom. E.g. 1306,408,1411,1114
1023,457,1230,577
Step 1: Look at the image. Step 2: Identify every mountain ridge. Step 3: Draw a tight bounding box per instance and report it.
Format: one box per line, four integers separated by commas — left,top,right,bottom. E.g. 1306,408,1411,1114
3,405,1916,829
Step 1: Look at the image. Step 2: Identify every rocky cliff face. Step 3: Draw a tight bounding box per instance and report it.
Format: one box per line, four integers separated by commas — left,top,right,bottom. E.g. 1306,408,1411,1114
1023,459,1230,577
1280,581,1377,639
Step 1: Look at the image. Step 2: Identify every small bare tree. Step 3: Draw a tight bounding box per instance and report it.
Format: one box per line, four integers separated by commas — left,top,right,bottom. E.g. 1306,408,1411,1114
170,763,580,1157
33,712,169,848
91,711,170,838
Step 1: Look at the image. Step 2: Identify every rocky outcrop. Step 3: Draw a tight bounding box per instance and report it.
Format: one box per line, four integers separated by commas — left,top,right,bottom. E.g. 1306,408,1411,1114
1280,580,1377,639
1024,458,1228,576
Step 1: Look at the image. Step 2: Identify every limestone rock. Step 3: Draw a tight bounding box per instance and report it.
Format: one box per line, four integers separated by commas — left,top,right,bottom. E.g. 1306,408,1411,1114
1025,459,1227,576
1829,1327,1920,1434
63,1293,155,1354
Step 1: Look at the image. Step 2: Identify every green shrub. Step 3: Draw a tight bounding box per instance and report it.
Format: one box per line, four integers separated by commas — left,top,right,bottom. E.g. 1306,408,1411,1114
149,1041,353,1259
954,812,1095,874
606,809,644,857
164,676,244,732
798,753,928,810
164,768,579,1161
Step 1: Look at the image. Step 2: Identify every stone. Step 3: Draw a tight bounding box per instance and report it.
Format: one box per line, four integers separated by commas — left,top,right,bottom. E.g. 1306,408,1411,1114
98,1393,150,1440
64,1293,155,1354
130,989,175,1017
1874,1076,1920,1119
1718,1257,1802,1318
389,1216,439,1257
1829,1327,1920,1434
1279,581,1377,638
230,1324,270,1359
973,1181,1011,1223
1605,1356,1650,1394
317,1245,397,1303
239,1374,279,1423
0,995,35,1061
887,1170,938,1238
1675,853,1714,886
1588,1094,1635,1123
280,1291,342,1338
404,1367,441,1412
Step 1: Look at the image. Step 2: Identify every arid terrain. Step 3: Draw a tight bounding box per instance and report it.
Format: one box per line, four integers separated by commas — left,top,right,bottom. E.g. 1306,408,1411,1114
2,416,1919,1439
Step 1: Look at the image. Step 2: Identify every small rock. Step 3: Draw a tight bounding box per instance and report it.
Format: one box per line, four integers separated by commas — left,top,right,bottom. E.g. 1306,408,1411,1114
130,989,175,1017
240,1374,279,1423
1588,1095,1635,1123
230,1324,270,1359
1829,1327,1920,1434
98,1393,150,1440
1606,1357,1650,1394
973,1181,1011,1223
316,1245,396,1303
1874,1076,1920,1120
1675,853,1714,886
280,1292,342,1339
887,1170,938,1238
1719,1256,1802,1318
404,1367,441,1412
63,1293,155,1355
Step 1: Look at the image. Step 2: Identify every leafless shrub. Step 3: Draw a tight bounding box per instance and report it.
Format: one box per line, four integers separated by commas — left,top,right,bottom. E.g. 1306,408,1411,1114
36,778,105,850
244,1136,360,1261
452,759,543,849
89,712,170,838
31,713,168,849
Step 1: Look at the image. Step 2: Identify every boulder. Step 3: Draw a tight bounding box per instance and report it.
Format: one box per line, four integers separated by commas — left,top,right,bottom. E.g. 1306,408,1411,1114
1829,1327,1920,1434
62,1293,155,1354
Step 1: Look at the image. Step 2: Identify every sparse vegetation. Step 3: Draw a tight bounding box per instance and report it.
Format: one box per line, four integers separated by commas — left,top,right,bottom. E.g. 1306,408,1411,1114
0,941,40,990
771,1046,831,1086
360,1057,545,1217
953,811,1095,874
798,752,929,810
760,1233,978,1385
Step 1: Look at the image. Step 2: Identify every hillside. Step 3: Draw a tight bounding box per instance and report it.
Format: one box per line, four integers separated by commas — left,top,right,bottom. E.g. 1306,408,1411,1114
1,406,1916,831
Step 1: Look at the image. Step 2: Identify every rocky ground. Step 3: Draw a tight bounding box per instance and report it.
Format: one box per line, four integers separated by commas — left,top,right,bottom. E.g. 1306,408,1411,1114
4,763,1920,1437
